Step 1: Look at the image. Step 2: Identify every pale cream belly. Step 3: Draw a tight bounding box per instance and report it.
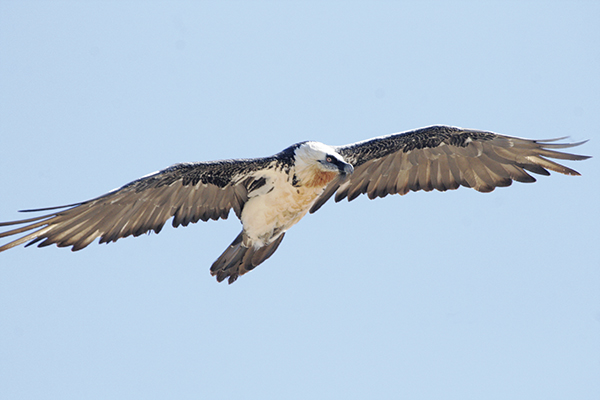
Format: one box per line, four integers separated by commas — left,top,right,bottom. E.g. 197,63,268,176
240,183,325,247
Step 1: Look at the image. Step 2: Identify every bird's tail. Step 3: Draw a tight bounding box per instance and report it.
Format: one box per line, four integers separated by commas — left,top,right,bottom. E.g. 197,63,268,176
210,231,285,284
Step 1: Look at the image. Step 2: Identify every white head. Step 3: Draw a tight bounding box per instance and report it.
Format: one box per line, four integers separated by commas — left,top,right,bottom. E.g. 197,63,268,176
293,142,354,188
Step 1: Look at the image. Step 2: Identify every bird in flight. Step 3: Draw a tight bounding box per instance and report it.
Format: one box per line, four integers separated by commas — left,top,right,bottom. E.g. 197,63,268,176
0,125,589,283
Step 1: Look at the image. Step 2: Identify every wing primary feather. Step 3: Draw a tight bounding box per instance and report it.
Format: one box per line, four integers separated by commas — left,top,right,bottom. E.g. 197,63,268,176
0,211,70,227
0,227,52,252
535,148,590,160
18,202,89,213
525,155,582,176
39,217,97,247
535,139,589,148
505,165,536,183
0,218,54,238
520,162,551,176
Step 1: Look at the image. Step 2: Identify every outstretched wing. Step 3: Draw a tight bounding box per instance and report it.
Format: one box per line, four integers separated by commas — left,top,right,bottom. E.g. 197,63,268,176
310,125,590,213
0,157,278,252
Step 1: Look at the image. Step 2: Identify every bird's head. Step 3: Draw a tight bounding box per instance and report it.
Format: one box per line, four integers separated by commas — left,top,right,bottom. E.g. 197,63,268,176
293,142,353,188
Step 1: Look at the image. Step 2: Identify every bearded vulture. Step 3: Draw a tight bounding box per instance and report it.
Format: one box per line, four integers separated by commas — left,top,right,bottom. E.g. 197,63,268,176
0,125,589,283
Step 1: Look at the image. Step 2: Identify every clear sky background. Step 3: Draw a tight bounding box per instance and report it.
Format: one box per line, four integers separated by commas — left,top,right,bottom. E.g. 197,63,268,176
1,1,598,399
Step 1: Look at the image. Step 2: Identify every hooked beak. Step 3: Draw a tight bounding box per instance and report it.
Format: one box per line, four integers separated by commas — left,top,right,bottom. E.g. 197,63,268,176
340,162,354,176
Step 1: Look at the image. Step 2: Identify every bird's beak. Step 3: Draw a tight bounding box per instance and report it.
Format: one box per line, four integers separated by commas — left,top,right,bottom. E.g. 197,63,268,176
340,162,354,176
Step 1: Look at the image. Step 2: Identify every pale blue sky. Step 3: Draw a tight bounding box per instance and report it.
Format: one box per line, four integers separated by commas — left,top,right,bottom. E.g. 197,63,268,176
1,1,599,399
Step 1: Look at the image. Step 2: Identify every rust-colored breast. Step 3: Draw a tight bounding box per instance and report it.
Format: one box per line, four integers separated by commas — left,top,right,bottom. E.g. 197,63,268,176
306,169,337,188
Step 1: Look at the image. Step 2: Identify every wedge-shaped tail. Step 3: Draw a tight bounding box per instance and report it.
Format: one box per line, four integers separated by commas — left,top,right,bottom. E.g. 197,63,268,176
210,232,286,284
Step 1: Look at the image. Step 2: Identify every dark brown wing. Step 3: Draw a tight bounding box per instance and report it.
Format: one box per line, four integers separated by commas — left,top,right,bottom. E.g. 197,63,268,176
0,158,278,252
310,125,590,213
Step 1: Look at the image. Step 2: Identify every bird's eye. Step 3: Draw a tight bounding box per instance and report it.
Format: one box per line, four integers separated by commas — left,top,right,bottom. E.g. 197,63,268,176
326,156,334,163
